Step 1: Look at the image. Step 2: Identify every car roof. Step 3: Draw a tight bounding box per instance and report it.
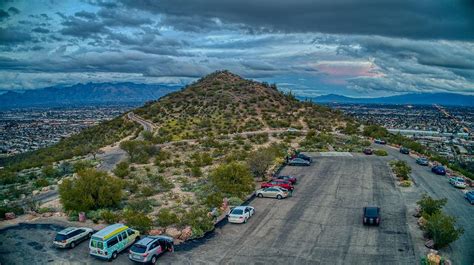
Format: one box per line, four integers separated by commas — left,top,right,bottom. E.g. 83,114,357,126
58,227,78,235
136,237,156,246
93,223,128,240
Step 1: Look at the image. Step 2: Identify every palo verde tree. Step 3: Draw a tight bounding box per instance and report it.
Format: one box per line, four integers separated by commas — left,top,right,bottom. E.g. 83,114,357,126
425,211,464,249
417,194,447,216
59,168,123,212
209,162,254,199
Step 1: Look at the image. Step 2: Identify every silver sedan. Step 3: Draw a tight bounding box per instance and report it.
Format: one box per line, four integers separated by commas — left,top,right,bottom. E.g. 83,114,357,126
256,186,289,199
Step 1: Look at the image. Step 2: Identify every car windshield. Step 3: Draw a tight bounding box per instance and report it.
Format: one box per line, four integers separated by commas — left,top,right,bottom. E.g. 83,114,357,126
231,209,243,215
365,208,378,217
131,244,147,253
54,234,67,241
90,239,104,249
457,178,465,182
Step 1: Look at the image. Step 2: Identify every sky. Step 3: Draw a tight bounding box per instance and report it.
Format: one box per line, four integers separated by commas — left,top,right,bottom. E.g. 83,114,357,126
0,0,473,97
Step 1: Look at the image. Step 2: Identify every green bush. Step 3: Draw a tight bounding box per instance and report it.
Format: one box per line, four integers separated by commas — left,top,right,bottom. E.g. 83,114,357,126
100,210,121,224
38,207,54,214
156,208,180,227
180,207,214,238
417,194,447,216
190,166,203,178
113,161,130,178
400,180,412,187
425,211,464,249
120,140,158,164
374,149,388,156
390,160,412,180
0,205,24,218
59,168,123,212
204,192,224,208
227,196,244,206
126,198,153,214
123,210,152,233
34,178,50,188
209,162,255,199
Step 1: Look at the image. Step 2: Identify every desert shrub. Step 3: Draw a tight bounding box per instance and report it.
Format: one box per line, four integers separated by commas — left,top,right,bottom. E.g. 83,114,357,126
72,160,94,173
390,160,412,180
400,180,412,187
34,178,50,188
38,207,54,214
209,162,254,199
374,149,388,156
140,185,158,197
126,198,153,214
180,207,214,238
59,168,123,212
417,194,447,216
227,196,244,206
120,140,158,164
113,161,130,178
100,210,121,224
0,205,24,218
425,211,464,249
156,208,180,227
123,210,152,233
204,192,224,208
190,166,203,178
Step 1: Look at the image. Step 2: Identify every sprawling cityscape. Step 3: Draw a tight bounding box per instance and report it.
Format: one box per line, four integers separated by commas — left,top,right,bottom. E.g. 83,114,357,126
334,104,474,163
0,106,134,156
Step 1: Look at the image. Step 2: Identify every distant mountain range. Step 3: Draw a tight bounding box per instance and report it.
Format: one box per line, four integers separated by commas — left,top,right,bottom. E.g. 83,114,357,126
0,82,182,109
305,93,474,106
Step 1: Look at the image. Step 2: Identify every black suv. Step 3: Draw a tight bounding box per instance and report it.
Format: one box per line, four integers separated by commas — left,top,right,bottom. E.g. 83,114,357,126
363,207,381,226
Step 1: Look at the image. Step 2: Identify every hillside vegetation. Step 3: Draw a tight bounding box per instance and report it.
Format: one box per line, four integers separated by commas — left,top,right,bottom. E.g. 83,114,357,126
134,70,341,141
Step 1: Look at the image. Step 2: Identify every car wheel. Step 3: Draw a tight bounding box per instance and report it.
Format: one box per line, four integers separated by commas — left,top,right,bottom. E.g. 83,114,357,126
257,193,263,198
244,218,248,223
88,232,93,238
276,194,282,200
151,255,157,264
111,252,118,260
70,242,75,248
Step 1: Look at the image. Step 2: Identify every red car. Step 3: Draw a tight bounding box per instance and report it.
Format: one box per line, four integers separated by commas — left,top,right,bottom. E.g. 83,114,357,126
261,179,294,191
272,175,297,184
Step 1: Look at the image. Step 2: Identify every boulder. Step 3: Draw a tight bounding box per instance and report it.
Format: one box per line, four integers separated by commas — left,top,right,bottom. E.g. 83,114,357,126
413,207,422,218
179,226,192,241
425,239,435,249
5,212,16,220
32,190,40,196
418,217,427,228
42,212,53,218
165,227,182,238
149,229,164,236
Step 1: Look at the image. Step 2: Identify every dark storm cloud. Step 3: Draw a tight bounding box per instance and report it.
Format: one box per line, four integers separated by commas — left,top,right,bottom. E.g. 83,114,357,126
0,10,10,21
119,0,474,40
7,7,20,15
0,27,33,45
60,16,107,38
32,27,50,34
74,10,97,20
97,8,153,27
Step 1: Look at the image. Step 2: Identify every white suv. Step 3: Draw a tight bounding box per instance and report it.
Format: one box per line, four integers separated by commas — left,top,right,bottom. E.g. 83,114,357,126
53,227,94,248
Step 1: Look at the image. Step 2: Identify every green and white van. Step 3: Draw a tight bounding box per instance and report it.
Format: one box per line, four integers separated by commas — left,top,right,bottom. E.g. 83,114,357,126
89,223,140,261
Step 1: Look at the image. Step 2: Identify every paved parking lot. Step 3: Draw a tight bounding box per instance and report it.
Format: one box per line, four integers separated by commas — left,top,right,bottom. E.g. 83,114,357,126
160,154,416,264
378,145,474,265
0,154,418,265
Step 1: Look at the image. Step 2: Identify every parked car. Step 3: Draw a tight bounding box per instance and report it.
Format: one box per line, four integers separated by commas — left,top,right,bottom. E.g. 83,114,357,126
416,157,429,166
272,175,297,184
256,187,289,199
288,158,310,166
465,191,474,205
53,227,94,249
363,148,373,155
374,139,386,144
89,224,140,261
129,236,174,264
261,179,294,191
296,153,312,162
431,165,446,175
228,206,255,224
399,147,410,154
449,177,467,189
363,207,381,226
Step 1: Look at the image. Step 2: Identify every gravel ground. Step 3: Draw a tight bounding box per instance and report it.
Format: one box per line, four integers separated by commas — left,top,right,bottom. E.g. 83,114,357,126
5,150,470,264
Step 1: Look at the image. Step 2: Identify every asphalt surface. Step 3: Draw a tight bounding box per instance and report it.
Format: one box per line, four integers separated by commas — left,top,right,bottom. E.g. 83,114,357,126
4,149,473,264
376,144,474,265
159,153,416,264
